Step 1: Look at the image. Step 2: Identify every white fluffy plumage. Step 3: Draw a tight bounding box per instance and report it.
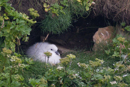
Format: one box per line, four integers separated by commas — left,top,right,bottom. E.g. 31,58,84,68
26,42,61,64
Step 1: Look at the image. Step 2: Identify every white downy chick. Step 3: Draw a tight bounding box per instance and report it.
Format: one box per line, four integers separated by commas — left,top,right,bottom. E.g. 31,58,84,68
26,42,61,64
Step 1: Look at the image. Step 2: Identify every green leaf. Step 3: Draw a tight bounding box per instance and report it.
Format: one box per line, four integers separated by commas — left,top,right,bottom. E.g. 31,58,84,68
43,3,49,8
60,0,68,7
85,6,89,11
121,22,126,27
112,51,120,57
93,74,103,80
18,19,25,23
125,26,130,31
112,38,118,44
29,78,40,87
52,3,60,9
11,81,21,87
105,50,111,55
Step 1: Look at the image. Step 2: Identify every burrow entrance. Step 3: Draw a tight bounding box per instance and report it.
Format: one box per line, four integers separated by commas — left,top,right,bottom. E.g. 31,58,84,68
19,15,115,53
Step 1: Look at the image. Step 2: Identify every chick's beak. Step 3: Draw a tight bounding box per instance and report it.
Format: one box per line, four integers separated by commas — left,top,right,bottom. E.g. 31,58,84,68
55,51,60,56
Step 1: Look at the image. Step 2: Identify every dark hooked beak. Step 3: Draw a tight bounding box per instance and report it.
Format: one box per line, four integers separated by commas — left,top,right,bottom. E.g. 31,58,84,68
55,51,60,56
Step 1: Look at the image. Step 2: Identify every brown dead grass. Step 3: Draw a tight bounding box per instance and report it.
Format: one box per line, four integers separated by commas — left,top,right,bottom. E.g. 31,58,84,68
93,0,130,25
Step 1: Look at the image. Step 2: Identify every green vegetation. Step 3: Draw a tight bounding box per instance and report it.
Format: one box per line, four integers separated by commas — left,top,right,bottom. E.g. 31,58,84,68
4,34,126,87
0,0,38,51
21,35,130,87
0,0,38,86
41,0,93,34
41,9,72,34
121,22,130,32
1,0,130,87
1,35,130,87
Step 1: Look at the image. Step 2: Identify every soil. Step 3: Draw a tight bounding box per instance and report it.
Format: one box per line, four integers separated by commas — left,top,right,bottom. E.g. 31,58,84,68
9,0,45,19
47,15,114,51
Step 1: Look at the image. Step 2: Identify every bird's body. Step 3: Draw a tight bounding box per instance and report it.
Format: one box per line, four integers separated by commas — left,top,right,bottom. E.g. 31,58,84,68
26,42,61,64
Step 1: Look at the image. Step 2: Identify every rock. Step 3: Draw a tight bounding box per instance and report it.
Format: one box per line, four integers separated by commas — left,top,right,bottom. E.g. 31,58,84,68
93,26,115,51
57,45,76,54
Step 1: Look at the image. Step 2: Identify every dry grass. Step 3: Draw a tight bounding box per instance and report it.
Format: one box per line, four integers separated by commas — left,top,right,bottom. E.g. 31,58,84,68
93,0,130,25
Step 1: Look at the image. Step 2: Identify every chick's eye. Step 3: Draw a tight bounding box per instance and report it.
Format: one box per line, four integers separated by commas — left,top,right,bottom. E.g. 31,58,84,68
51,49,53,51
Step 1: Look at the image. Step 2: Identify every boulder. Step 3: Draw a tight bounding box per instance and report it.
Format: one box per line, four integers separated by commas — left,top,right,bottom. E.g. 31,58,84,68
93,26,115,51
